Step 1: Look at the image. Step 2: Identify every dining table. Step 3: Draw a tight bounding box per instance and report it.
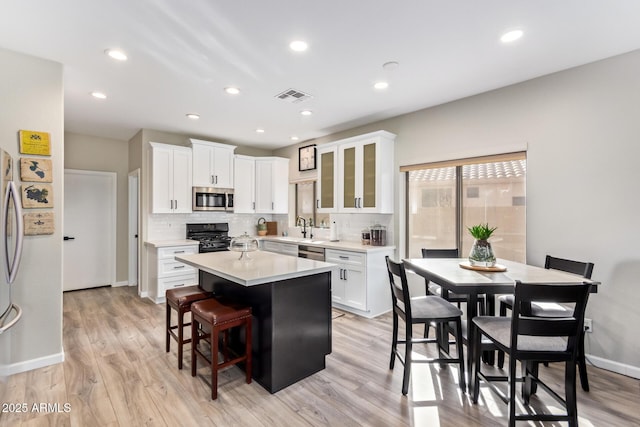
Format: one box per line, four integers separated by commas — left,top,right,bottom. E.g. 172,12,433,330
402,257,599,393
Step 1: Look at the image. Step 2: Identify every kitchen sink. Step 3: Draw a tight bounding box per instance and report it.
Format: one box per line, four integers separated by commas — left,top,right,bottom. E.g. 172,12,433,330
299,239,324,244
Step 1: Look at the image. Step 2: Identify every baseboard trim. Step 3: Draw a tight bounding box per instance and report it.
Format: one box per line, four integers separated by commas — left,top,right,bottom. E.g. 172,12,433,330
112,281,129,288
586,353,640,379
0,351,65,377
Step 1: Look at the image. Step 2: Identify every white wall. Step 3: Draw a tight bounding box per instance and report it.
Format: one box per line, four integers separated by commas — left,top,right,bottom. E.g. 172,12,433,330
65,132,129,283
276,49,640,374
0,48,64,375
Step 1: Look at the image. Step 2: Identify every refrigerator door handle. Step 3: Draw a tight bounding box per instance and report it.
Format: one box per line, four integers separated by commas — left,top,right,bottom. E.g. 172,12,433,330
5,181,24,284
0,303,22,334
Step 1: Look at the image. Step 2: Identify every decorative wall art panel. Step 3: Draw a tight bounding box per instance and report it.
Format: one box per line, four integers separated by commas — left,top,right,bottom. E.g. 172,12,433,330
21,183,53,208
20,157,53,182
24,212,54,235
19,130,51,156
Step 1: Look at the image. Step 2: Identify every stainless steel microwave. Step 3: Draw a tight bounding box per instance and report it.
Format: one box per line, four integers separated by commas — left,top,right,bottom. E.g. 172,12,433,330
192,187,234,211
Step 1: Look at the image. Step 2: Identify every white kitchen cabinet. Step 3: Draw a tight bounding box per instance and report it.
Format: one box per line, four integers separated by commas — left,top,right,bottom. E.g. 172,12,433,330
190,139,236,188
316,131,395,214
316,143,338,213
150,142,192,213
233,155,256,213
255,157,289,213
148,244,199,303
236,156,289,214
337,131,395,213
261,240,298,257
325,247,394,317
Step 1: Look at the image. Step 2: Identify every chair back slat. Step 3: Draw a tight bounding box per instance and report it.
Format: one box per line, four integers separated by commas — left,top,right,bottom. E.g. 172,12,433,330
421,248,459,258
511,280,591,354
385,256,411,316
545,255,594,279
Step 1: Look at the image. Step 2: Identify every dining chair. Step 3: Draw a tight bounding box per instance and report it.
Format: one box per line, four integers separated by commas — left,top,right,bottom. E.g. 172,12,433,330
420,248,486,339
497,255,594,391
472,280,592,427
385,256,465,395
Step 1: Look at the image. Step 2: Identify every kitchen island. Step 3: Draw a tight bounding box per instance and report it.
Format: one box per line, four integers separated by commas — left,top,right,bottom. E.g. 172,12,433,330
175,250,336,393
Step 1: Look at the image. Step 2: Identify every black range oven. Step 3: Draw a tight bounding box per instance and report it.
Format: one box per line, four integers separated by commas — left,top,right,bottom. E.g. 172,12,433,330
186,223,231,253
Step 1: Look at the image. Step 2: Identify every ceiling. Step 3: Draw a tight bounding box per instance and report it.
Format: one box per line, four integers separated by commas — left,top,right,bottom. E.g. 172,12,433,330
2,1,640,150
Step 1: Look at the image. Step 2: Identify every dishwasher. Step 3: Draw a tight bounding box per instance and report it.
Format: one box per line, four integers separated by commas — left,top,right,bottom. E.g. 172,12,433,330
298,245,325,261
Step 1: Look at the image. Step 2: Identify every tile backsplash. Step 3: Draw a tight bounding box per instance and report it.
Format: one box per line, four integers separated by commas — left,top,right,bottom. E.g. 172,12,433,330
148,212,393,246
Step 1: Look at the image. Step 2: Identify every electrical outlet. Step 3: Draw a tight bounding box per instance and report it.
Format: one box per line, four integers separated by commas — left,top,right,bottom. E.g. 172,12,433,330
584,318,593,333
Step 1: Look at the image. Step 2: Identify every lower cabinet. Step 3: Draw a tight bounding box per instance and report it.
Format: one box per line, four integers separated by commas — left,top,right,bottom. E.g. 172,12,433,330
261,241,298,257
325,247,394,318
149,244,198,303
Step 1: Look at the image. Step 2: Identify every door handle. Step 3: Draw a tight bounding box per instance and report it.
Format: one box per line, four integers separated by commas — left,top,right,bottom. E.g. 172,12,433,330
63,236,75,241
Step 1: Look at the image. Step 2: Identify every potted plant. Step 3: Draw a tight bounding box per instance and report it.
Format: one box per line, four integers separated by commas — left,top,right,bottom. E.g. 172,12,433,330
467,223,497,267
257,217,268,236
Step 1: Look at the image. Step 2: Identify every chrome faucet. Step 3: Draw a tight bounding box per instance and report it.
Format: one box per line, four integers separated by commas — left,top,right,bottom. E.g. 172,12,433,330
296,216,307,238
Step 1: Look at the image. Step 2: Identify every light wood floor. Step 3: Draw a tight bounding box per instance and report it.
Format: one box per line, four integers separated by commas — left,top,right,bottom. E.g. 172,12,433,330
1,286,638,426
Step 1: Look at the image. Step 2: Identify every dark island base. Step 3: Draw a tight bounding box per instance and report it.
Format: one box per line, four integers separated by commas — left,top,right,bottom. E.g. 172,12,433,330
199,270,332,393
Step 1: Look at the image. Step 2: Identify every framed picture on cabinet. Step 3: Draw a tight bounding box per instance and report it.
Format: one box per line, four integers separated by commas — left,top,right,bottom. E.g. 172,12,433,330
298,144,316,171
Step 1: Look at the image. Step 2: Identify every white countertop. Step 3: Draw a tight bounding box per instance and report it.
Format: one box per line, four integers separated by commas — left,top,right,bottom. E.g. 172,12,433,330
259,236,395,253
176,250,337,287
144,239,199,248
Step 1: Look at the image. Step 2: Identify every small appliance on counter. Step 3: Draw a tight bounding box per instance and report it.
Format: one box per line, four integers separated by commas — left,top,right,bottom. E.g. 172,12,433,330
370,224,387,246
361,229,371,245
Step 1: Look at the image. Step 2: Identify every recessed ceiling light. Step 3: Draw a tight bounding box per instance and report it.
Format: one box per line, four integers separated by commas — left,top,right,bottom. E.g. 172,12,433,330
104,49,127,61
382,61,399,70
374,81,389,90
300,110,313,116
256,128,265,133
289,40,308,52
186,113,200,120
225,87,240,95
291,136,300,141
500,30,523,43
91,91,107,99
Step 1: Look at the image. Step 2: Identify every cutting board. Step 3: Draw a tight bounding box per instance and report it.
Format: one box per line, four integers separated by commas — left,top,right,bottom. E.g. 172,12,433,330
266,221,278,236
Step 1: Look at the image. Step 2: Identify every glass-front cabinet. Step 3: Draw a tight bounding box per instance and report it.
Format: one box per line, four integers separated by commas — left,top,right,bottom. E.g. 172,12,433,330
316,143,338,213
316,130,395,214
337,131,395,213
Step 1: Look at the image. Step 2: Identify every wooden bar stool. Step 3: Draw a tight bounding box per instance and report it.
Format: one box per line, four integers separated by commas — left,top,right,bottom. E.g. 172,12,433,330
191,298,252,400
166,286,212,369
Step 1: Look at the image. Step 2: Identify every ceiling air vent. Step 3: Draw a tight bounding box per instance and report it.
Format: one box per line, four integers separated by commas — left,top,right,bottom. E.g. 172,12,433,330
275,88,313,103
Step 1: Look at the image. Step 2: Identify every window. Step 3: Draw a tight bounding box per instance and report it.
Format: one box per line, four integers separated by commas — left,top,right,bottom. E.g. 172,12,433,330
403,153,526,262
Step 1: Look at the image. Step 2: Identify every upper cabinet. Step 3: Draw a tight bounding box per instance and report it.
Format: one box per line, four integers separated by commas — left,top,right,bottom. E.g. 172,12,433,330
233,155,256,213
190,139,237,188
234,156,289,214
316,143,338,213
149,142,193,214
255,157,289,214
317,130,395,214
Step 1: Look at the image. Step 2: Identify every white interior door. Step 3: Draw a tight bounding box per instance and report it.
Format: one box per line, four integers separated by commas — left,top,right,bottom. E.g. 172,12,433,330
64,169,116,291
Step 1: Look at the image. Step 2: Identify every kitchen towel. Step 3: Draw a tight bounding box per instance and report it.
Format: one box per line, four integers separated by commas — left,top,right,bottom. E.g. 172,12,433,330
330,221,338,241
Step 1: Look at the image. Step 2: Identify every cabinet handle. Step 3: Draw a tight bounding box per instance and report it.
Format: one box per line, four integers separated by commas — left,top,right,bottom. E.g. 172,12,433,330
214,175,218,184
317,199,319,209
211,175,214,184
354,197,357,208
339,268,343,280
174,199,178,210
344,270,348,280
252,202,255,210
272,202,274,210
339,255,349,260
175,284,185,287
173,250,185,254
173,265,185,269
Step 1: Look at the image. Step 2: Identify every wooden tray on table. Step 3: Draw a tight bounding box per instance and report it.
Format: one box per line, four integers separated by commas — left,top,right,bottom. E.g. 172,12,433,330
459,261,507,272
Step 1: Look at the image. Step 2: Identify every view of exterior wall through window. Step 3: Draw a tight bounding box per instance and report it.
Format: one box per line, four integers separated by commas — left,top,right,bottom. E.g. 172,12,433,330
404,153,526,262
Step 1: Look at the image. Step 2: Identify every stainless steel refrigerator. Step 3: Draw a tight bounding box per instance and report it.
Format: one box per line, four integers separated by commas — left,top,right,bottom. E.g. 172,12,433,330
0,149,24,334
